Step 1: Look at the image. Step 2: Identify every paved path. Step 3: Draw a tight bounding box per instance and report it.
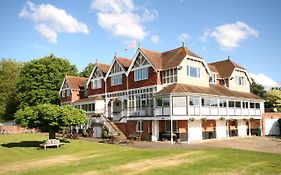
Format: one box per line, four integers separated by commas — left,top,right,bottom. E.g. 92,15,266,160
125,136,281,154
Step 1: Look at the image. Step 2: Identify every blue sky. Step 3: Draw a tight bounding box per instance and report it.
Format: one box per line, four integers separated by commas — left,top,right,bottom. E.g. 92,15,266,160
0,0,280,88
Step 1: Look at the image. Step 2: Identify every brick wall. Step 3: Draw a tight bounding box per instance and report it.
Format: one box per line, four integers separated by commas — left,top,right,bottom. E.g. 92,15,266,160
0,126,36,133
88,80,105,96
107,74,127,93
178,120,188,133
115,120,152,141
128,67,158,89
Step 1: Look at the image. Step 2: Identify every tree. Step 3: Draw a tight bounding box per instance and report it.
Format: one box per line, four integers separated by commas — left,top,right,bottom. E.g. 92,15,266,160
0,59,22,121
250,78,266,98
79,63,95,77
15,104,88,139
16,54,78,108
265,89,281,111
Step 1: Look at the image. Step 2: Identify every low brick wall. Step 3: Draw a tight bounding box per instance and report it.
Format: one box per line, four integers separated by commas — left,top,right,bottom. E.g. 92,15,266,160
0,125,35,134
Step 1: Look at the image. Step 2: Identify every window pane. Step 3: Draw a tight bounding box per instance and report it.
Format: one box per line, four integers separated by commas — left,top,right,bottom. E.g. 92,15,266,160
255,103,260,109
250,102,255,108
235,101,241,108
163,98,170,107
190,67,197,77
228,101,234,107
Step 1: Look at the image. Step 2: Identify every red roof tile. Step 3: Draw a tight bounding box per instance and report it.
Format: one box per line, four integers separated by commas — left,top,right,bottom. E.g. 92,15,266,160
65,76,88,90
73,96,103,104
116,56,132,70
209,59,245,78
96,63,110,74
140,46,202,70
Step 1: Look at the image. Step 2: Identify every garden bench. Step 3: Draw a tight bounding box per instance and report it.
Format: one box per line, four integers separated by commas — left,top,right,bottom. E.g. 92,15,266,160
40,139,65,150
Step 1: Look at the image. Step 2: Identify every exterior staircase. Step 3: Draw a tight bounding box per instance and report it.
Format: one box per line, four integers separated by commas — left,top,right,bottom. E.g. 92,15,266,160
101,114,128,143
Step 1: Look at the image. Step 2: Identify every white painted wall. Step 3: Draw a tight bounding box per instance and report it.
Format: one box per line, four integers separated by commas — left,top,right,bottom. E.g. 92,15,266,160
265,119,280,136
188,120,202,141
177,58,209,87
151,120,159,142
95,100,105,113
229,70,250,92
237,119,247,137
216,120,227,139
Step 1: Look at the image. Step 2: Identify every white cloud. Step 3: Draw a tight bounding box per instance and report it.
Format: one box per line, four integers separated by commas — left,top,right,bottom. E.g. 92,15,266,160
200,21,258,50
250,73,280,90
199,31,210,43
150,35,159,44
177,33,191,43
91,0,157,40
141,9,158,22
19,1,89,43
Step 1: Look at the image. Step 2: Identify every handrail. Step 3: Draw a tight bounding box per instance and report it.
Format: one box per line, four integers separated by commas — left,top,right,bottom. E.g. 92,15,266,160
100,113,121,135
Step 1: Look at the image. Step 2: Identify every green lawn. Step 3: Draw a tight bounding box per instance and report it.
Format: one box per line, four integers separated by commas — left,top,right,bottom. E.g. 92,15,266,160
0,133,280,175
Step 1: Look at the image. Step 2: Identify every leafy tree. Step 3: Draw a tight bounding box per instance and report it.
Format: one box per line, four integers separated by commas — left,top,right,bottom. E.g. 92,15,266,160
79,63,95,77
250,78,266,98
15,104,88,139
0,59,22,121
265,89,281,111
16,54,78,108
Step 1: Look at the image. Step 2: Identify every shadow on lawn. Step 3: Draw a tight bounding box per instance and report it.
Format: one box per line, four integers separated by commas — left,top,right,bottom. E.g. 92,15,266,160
1,141,42,148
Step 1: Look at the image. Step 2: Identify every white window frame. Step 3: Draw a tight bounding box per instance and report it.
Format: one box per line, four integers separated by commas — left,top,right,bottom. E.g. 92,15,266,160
61,90,65,98
235,76,246,86
66,89,71,96
111,74,122,86
162,68,178,84
134,68,148,81
92,79,102,89
187,65,200,78
136,121,144,132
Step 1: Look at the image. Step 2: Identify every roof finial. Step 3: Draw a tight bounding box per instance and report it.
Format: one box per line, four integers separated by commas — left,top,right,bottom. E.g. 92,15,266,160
138,42,141,48
182,42,185,48
114,52,117,57
227,56,230,60
95,59,98,64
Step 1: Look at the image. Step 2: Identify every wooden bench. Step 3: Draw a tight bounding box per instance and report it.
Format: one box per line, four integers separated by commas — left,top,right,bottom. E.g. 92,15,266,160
40,139,65,150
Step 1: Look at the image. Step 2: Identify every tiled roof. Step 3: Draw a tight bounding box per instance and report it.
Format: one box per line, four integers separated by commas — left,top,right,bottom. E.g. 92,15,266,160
96,63,110,74
209,59,245,78
156,83,261,100
208,64,222,78
65,76,88,90
140,46,202,70
116,56,132,70
73,96,103,104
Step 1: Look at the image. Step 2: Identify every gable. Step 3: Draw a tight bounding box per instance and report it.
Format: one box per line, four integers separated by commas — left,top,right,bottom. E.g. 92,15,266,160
110,60,124,75
91,67,103,79
132,52,150,70
62,80,70,89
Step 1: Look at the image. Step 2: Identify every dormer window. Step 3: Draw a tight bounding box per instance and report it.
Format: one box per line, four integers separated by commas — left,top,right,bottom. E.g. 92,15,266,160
111,74,122,86
235,76,246,86
209,74,216,84
187,65,200,78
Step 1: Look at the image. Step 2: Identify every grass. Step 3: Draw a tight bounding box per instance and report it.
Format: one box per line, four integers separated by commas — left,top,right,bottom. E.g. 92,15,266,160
0,133,280,175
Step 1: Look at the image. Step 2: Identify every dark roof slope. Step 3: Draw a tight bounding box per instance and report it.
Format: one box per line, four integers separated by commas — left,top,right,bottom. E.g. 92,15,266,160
96,63,110,74
140,46,202,70
209,59,245,78
157,83,261,100
116,56,132,70
65,76,88,90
